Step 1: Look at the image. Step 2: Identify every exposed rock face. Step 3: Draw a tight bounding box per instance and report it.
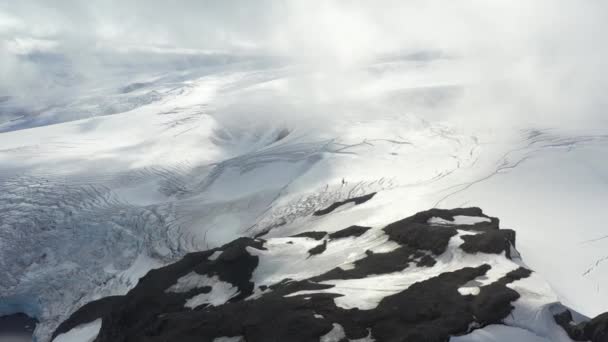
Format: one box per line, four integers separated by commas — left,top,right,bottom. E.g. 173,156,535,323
51,207,608,342
555,310,608,342
312,192,376,216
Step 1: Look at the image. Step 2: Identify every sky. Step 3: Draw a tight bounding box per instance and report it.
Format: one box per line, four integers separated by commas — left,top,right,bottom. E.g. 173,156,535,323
1,0,607,129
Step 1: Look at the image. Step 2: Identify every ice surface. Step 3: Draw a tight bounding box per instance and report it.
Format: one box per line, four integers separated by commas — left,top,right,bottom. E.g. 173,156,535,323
436,136,608,316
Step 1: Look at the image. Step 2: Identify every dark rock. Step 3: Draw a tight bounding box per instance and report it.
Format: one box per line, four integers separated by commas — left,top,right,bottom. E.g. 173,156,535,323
555,310,608,342
470,267,531,326
291,231,328,240
328,225,371,239
81,263,526,342
308,240,327,256
312,246,426,282
53,208,547,342
412,207,499,231
313,193,376,216
57,238,265,342
52,296,121,339
416,254,436,267
460,229,516,258
384,219,457,255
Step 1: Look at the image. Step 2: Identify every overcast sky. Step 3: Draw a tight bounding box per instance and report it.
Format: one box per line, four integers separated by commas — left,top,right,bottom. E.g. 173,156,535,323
1,1,607,127
2,1,605,57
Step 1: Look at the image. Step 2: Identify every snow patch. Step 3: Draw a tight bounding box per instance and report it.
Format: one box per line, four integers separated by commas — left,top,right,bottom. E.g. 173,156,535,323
350,331,376,342
52,319,102,342
428,215,491,226
183,277,239,308
457,286,480,296
208,251,223,261
286,233,519,310
320,323,346,342
166,272,211,293
212,337,244,342
248,229,393,288
503,272,574,342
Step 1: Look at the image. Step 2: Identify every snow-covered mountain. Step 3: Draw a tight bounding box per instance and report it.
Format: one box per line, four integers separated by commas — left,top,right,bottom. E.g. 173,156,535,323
1,58,608,342
51,207,608,342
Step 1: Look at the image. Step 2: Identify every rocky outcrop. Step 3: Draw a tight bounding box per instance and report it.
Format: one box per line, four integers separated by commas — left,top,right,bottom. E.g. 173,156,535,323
51,207,608,342
555,310,608,342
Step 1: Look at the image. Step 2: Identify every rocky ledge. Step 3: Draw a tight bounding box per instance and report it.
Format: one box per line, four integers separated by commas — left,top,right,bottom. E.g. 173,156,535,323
51,206,608,342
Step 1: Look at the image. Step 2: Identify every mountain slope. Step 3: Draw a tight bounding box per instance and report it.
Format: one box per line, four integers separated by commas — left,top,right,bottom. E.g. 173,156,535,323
51,207,608,342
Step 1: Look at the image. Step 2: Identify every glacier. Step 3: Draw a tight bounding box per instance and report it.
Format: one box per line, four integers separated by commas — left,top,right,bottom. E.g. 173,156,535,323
0,57,607,341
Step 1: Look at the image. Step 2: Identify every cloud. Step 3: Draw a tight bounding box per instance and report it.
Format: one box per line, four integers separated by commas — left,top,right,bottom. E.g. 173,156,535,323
0,1,607,129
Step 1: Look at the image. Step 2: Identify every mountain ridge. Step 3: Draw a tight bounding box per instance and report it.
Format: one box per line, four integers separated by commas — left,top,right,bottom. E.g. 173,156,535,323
51,206,608,342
